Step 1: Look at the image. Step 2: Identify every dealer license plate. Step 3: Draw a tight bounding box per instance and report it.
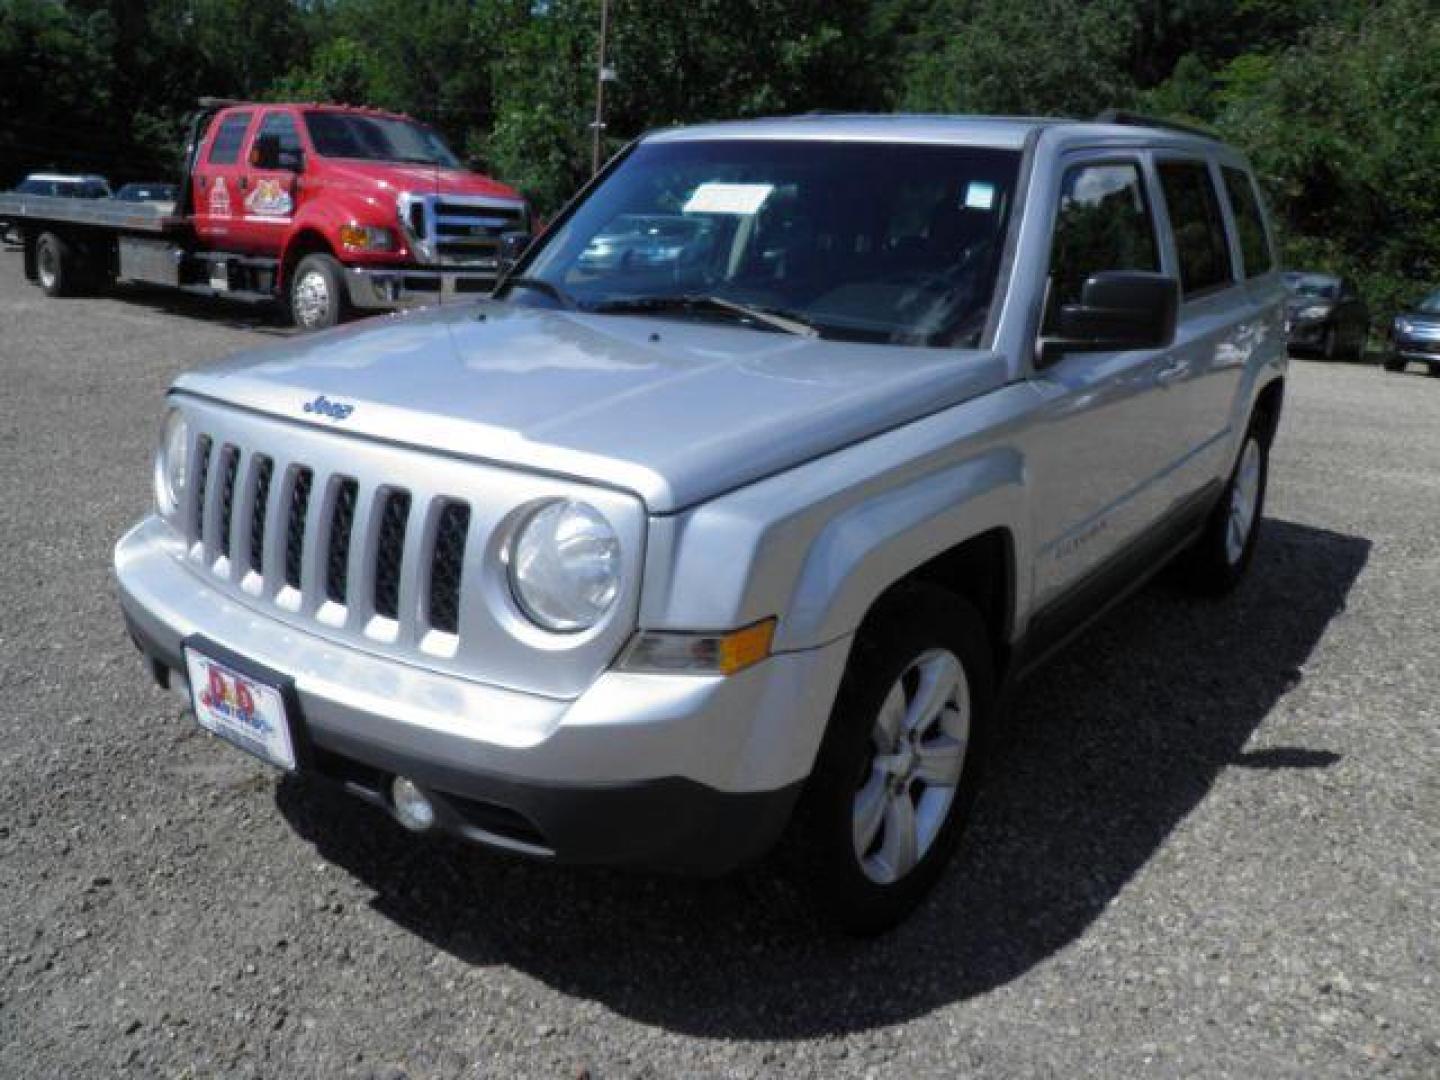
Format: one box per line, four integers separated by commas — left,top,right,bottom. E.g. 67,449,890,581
184,647,297,771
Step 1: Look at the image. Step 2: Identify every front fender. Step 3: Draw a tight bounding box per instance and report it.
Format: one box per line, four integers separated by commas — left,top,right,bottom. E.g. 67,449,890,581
638,383,1038,653
782,449,1024,648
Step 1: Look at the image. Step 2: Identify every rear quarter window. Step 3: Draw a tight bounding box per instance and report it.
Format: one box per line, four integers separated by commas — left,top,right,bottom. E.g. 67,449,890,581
207,113,254,165
1221,166,1274,278
1157,160,1234,297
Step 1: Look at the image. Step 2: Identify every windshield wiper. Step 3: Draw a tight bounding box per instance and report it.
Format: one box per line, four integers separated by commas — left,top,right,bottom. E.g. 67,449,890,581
589,294,820,338
501,276,577,309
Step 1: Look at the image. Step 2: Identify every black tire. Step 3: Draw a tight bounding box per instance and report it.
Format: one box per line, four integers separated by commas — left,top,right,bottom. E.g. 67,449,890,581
35,231,77,297
1428,365,1440,378
1322,326,1338,361
785,583,995,935
1178,415,1271,596
1383,355,1406,373
287,253,348,331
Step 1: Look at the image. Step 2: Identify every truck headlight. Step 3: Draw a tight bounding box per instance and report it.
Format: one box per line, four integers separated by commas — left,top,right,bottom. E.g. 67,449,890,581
154,408,188,516
1297,304,1331,321
339,223,396,252
507,500,620,632
1395,317,1412,335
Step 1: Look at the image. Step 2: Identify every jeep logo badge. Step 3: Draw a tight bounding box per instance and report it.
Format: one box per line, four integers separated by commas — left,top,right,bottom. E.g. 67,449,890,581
302,394,354,421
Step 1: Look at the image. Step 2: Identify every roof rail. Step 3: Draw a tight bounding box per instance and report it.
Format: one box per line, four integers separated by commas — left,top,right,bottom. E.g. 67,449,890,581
196,96,244,109
1093,109,1218,140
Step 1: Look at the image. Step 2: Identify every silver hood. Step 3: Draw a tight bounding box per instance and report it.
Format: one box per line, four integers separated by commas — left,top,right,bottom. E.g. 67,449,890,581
173,300,1008,513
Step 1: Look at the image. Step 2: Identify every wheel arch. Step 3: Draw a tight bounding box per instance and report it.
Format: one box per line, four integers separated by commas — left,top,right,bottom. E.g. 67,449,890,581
279,228,336,289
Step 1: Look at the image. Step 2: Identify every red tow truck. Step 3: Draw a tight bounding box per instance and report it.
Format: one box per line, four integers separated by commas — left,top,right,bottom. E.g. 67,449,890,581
0,98,530,329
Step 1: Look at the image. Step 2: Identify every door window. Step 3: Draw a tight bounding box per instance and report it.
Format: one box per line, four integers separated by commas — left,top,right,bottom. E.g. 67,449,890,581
207,112,253,165
1045,161,1159,327
1220,166,1273,278
1157,160,1234,297
256,111,303,156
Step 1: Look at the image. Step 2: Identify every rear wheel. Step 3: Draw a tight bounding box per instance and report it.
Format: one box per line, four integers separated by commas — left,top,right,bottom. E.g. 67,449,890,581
1179,419,1270,595
287,253,347,331
787,584,994,935
35,231,76,297
1383,355,1406,373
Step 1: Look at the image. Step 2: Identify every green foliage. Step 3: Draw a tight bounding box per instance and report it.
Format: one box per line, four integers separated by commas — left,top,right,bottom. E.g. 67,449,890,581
1,0,1435,307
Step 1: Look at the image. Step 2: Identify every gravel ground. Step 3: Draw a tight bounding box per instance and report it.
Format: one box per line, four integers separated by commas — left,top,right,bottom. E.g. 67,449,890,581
0,257,1436,1079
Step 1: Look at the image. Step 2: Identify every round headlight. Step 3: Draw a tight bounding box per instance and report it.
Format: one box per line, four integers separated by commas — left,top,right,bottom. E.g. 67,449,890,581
508,500,621,632
155,409,189,515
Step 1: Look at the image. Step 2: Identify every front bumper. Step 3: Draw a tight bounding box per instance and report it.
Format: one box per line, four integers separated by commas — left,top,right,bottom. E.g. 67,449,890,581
114,517,849,872
1392,338,1440,364
1284,318,1329,347
342,265,497,311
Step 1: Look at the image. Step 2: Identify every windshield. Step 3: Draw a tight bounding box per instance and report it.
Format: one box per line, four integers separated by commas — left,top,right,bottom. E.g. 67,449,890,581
1414,290,1440,315
1288,275,1339,299
303,111,460,168
512,139,1022,347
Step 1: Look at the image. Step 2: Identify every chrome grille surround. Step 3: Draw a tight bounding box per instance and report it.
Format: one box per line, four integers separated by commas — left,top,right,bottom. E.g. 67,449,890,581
396,191,527,272
171,396,645,700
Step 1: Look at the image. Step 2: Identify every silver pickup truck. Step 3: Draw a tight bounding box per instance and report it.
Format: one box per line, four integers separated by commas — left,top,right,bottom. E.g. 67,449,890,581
115,113,1286,932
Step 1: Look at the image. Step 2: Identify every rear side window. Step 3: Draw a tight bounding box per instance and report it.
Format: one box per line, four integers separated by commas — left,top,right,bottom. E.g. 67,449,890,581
1221,167,1273,278
1157,160,1234,297
207,112,253,165
257,111,303,154
1046,161,1159,319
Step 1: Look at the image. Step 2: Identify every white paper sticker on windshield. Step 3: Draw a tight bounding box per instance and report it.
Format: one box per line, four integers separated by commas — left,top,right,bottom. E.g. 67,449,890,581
683,182,774,215
964,182,996,210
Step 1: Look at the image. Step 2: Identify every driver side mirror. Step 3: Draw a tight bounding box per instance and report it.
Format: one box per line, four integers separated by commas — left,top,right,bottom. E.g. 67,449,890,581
498,231,533,274
1038,271,1179,366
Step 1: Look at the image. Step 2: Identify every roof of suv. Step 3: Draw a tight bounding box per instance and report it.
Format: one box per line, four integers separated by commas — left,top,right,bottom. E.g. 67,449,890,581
646,113,1221,150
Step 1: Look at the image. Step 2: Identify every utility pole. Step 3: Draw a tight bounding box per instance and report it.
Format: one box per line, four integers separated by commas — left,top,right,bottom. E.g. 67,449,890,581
591,0,612,175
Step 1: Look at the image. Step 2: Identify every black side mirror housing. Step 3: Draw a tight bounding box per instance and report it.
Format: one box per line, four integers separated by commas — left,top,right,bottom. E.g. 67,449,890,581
498,230,533,274
1039,271,1180,365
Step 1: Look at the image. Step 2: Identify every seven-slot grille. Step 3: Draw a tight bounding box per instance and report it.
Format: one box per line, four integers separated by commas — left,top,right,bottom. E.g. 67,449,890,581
401,193,527,270
189,437,470,640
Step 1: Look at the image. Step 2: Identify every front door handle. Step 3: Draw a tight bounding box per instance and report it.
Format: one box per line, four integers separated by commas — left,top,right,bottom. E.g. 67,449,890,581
1154,357,1187,385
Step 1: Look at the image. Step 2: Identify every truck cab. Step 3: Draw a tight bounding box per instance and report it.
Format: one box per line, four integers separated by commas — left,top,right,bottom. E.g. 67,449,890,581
188,103,528,328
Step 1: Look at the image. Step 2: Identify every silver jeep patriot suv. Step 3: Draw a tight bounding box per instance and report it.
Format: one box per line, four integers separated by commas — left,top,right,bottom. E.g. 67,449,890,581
115,113,1286,932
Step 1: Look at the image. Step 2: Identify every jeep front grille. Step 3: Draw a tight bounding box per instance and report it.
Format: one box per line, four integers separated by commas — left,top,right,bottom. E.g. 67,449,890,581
188,438,472,643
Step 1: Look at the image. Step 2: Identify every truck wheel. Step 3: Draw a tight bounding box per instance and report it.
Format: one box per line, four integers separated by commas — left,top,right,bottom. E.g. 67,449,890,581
1383,355,1406,373
1179,417,1271,596
787,584,994,935
35,232,76,297
288,253,347,331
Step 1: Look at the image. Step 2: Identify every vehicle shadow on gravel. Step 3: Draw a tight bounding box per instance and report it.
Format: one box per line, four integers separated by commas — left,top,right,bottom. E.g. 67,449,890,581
275,516,1368,1039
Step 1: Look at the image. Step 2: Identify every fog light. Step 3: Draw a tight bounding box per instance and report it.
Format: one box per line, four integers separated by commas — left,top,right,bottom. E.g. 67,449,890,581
391,776,435,832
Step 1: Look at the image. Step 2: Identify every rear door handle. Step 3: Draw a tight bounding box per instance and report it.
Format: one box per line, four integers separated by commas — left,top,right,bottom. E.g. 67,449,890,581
1154,357,1187,385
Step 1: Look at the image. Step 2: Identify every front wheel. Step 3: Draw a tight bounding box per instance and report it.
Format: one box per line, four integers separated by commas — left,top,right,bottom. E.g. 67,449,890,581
786,584,994,935
287,253,348,331
1383,355,1406,373
1179,422,1270,595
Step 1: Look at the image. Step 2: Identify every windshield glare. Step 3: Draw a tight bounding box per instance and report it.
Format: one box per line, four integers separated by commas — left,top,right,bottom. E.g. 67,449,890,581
517,139,1022,347
303,111,459,168
1289,277,1339,299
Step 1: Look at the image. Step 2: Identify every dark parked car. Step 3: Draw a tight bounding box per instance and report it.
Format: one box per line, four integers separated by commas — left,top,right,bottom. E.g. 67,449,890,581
1283,271,1369,360
1384,287,1440,376
113,182,178,207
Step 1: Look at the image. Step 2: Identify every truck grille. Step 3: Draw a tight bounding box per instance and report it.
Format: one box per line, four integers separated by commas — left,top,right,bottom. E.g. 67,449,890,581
398,192,526,271
188,438,473,643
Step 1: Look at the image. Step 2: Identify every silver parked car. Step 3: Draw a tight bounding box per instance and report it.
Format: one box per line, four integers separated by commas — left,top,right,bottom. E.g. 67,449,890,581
114,113,1286,932
1384,287,1440,376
